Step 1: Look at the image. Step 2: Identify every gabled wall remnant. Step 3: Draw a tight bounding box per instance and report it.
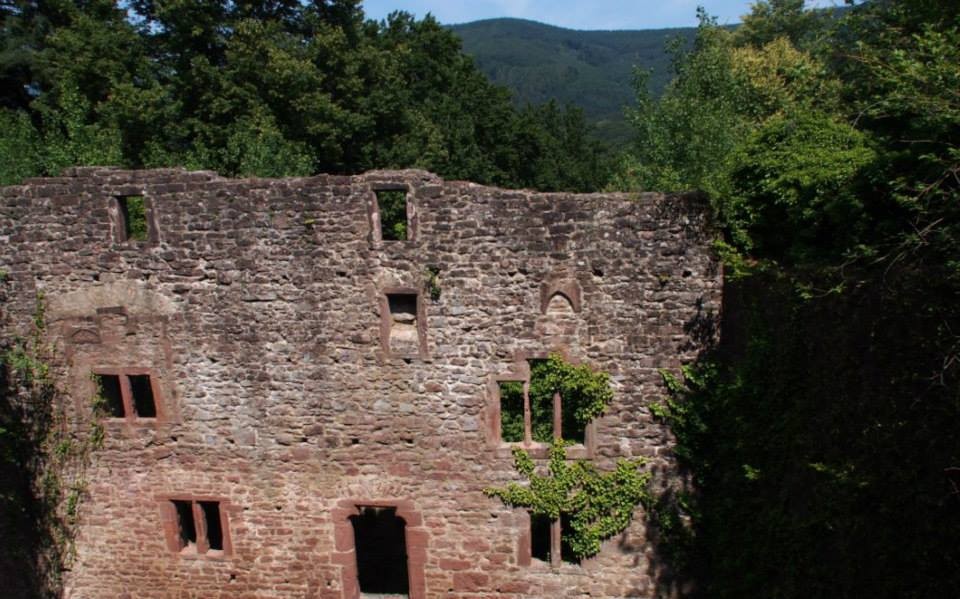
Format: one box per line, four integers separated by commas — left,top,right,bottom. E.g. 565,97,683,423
0,167,721,598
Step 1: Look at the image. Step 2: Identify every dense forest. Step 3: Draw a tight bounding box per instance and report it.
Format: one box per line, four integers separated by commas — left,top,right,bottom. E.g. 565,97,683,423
0,0,612,192
1,0,959,597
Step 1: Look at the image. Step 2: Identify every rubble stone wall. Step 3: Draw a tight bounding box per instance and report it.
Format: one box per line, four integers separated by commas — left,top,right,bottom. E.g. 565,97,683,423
0,167,721,598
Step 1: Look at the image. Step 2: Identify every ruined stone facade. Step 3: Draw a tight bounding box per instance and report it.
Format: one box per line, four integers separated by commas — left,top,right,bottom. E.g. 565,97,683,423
0,168,721,598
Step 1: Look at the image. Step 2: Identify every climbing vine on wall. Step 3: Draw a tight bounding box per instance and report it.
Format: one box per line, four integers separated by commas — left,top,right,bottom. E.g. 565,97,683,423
487,355,651,559
1,292,104,595
485,440,652,559
529,354,615,442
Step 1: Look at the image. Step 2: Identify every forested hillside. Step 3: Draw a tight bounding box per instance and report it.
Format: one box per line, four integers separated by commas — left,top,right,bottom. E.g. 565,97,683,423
451,18,696,144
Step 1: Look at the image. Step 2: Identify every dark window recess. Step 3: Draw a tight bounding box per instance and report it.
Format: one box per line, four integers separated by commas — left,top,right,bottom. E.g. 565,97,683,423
376,189,408,241
117,196,148,241
173,500,196,550
530,513,552,562
96,374,125,418
350,506,410,596
499,381,525,443
129,374,157,417
560,514,580,564
200,501,223,550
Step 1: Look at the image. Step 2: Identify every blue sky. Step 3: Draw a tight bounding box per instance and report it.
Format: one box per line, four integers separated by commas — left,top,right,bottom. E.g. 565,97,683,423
361,1,843,30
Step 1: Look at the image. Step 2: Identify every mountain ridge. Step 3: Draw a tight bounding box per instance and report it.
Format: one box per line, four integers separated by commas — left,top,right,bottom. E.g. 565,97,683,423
449,17,698,144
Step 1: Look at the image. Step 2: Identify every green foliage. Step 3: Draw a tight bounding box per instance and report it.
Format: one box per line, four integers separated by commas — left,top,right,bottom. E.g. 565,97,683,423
0,109,43,185
499,381,525,443
122,196,148,242
727,110,876,263
488,358,641,560
622,3,960,597
485,439,652,559
0,2,612,191
1,293,104,595
424,266,442,301
376,190,408,241
528,354,614,443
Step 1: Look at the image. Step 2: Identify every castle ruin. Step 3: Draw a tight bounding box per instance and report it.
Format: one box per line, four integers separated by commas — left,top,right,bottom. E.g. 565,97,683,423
0,168,721,598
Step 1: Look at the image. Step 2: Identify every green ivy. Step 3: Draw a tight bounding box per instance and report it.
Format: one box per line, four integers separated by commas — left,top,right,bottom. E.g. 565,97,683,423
529,354,614,443
485,439,652,559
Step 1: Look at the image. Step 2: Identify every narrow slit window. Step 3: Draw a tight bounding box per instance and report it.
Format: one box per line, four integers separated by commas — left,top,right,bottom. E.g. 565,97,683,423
499,381,525,443
530,513,552,562
350,506,410,596
173,500,196,551
117,196,148,242
96,374,125,418
387,293,420,356
200,501,223,551
376,189,408,241
129,374,157,418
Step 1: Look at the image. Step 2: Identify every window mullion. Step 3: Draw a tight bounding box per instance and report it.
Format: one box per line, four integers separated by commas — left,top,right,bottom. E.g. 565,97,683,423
119,374,135,421
193,501,209,554
550,518,562,567
523,380,532,444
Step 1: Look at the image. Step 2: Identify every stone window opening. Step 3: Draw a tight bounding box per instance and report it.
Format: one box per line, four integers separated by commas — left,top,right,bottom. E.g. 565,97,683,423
113,195,150,243
373,186,413,241
350,506,410,597
381,290,427,359
161,497,232,557
332,499,427,599
525,513,581,568
93,369,161,422
490,358,593,456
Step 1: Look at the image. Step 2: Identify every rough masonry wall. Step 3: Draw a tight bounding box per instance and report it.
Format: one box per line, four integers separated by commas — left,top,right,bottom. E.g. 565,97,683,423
0,168,721,599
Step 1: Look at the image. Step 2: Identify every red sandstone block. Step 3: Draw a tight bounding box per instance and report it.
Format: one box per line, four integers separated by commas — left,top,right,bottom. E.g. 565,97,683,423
439,558,472,571
453,572,489,592
497,580,531,594
461,537,491,553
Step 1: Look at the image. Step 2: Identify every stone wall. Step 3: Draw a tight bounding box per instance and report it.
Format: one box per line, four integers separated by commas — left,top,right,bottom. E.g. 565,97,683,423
0,167,721,598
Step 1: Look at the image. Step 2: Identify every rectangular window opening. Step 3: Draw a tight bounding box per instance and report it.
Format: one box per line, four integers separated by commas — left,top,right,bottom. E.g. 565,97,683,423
376,189,408,241
117,196,148,242
350,506,410,596
530,513,552,562
387,293,420,356
129,374,157,418
96,374,125,418
172,500,197,551
499,381,525,443
200,501,223,551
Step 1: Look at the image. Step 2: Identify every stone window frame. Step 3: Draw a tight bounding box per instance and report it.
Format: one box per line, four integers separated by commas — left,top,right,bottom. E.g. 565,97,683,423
517,511,580,569
486,351,596,460
379,286,428,360
331,498,427,599
91,367,167,424
109,194,159,245
367,183,417,246
157,495,234,559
